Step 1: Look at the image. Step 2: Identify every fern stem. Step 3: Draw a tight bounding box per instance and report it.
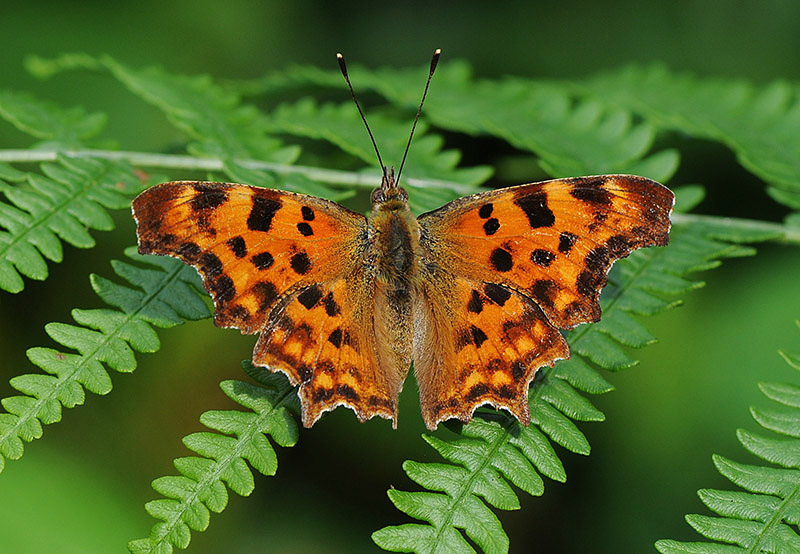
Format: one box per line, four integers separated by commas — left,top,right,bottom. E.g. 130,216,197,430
0,148,475,193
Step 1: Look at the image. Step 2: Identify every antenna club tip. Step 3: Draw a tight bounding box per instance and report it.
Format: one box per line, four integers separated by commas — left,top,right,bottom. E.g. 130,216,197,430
434,48,442,55
336,52,343,59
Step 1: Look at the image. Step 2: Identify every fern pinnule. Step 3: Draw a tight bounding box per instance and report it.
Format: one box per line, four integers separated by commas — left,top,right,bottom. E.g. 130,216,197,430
0,248,210,473
656,323,800,553
128,368,299,554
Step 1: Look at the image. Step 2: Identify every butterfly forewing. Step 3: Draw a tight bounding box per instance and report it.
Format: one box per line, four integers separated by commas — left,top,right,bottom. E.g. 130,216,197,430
418,175,674,329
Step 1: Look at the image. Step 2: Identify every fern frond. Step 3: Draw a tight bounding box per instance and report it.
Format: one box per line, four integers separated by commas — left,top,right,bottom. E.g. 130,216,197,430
374,214,774,554
0,156,143,293
0,248,210,472
0,89,106,146
584,64,800,209
246,59,679,183
268,98,491,182
656,322,800,554
128,367,299,554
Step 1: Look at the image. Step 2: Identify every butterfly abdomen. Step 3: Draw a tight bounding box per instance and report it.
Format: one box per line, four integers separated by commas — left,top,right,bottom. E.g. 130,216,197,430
368,197,421,386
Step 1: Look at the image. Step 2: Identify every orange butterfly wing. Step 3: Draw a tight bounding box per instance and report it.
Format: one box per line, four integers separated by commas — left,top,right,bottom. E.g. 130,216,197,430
133,181,403,426
415,175,674,428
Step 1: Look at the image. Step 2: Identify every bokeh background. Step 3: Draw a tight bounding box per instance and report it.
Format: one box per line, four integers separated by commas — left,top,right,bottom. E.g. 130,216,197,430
1,1,799,553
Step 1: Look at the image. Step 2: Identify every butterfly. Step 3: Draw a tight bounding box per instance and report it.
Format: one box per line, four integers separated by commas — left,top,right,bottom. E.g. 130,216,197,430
132,50,674,431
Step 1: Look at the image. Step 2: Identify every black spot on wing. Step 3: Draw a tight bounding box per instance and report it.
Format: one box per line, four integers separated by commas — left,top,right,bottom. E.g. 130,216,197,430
328,328,343,348
252,252,274,270
466,383,490,401
290,251,312,274
297,285,323,309
470,325,488,348
483,218,500,235
478,203,493,219
571,177,612,205
247,193,281,232
178,242,201,262
511,360,525,380
336,384,360,402
301,206,315,221
227,236,247,258
514,191,555,228
531,249,555,267
191,184,228,211
607,235,631,256
199,252,223,278
489,248,513,272
467,290,483,314
297,222,314,236
312,388,333,402
322,292,340,316
253,281,279,311
558,232,577,254
531,279,556,308
585,247,609,273
484,283,511,306
576,270,605,298
209,274,235,303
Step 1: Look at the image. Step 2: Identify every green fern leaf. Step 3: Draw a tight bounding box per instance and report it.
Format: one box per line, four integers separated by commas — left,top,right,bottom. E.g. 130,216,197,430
375,215,775,554
655,323,800,553
128,368,299,554
0,89,106,145
268,97,491,202
0,156,142,293
0,248,210,473
584,64,800,209
259,59,679,182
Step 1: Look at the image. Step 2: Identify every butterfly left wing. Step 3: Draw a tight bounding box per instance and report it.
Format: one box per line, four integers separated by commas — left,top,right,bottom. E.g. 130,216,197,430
415,175,674,429
133,181,406,427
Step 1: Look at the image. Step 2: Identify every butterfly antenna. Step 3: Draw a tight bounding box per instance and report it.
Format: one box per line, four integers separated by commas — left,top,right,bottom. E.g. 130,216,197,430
395,48,441,187
337,52,387,180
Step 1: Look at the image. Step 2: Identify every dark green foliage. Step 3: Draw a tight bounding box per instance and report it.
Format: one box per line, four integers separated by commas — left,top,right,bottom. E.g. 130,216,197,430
0,54,798,553
656,324,800,553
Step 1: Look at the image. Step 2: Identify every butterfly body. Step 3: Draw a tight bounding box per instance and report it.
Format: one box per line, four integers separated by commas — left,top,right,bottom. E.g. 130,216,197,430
133,173,673,430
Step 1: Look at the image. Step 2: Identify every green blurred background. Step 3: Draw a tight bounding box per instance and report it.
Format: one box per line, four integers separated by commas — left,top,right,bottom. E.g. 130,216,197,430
1,1,799,552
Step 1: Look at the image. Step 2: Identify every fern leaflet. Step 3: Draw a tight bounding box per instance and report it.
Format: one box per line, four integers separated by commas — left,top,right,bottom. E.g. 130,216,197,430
0,88,146,293
656,322,800,553
373,213,776,554
128,366,299,554
0,248,210,472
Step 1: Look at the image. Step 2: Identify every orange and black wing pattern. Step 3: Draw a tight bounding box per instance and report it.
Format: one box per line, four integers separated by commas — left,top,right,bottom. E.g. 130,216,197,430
415,175,674,428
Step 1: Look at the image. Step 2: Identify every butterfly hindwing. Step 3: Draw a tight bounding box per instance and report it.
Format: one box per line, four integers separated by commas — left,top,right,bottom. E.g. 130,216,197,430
251,276,405,427
414,272,569,427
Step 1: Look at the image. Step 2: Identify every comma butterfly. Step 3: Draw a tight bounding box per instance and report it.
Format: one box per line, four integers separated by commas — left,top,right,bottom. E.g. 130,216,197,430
132,50,674,430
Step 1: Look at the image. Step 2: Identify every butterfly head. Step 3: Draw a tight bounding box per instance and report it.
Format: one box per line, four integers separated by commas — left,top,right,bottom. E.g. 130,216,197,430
371,166,408,206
